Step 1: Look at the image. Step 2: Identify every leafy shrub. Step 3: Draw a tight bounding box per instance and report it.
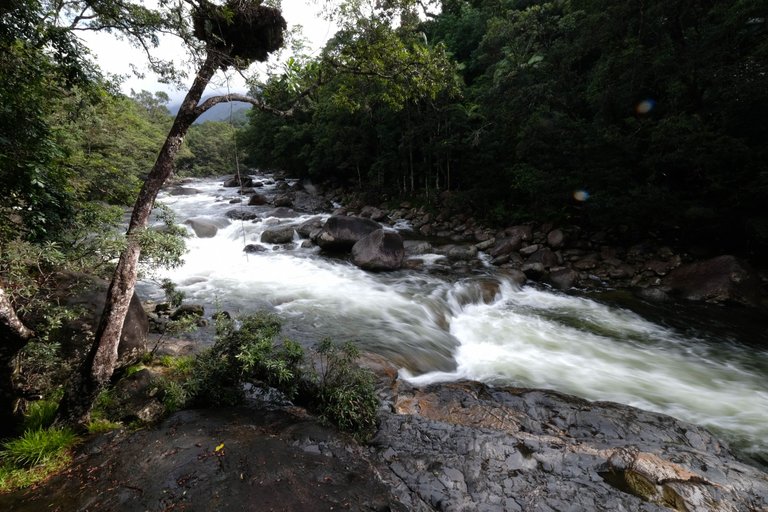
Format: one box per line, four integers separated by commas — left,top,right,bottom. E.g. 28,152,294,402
312,339,379,439
176,312,380,438
160,278,185,308
158,379,191,413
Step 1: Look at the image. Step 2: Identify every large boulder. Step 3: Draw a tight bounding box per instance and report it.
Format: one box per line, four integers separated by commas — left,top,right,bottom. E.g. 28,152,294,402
292,191,332,213
248,193,267,206
376,381,768,512
265,207,298,219
527,247,559,268
54,273,148,366
489,235,523,258
548,267,579,290
225,208,260,221
184,218,218,238
351,230,405,271
223,176,253,188
261,226,295,244
296,216,325,238
313,215,382,252
167,186,201,196
664,255,763,307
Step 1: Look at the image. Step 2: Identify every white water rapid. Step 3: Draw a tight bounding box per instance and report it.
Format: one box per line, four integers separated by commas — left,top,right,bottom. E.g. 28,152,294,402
149,176,768,463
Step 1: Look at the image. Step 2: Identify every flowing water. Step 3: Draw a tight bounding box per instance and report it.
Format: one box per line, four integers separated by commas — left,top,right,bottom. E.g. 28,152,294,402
148,175,768,465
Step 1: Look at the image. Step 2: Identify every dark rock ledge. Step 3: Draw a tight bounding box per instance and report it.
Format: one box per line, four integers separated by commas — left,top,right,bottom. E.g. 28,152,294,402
2,358,767,512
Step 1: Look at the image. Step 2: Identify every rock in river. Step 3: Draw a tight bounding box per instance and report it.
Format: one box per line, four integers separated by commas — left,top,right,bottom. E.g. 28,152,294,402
313,215,381,252
352,229,405,271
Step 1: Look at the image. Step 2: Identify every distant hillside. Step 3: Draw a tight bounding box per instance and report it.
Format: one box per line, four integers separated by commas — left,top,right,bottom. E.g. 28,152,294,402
169,99,251,124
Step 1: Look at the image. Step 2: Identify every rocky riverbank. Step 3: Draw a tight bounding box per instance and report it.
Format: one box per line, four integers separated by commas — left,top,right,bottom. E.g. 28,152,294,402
207,174,768,309
2,356,767,511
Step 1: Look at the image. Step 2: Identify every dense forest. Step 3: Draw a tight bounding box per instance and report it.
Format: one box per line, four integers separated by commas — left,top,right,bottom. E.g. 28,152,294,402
243,0,768,257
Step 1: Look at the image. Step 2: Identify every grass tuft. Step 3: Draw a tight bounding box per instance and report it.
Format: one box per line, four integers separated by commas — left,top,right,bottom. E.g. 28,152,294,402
2,427,79,468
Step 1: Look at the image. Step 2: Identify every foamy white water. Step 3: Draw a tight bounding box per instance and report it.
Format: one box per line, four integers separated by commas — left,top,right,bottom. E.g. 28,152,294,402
153,176,768,461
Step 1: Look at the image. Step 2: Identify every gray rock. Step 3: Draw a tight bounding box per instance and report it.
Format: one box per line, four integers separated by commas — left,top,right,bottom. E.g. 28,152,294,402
265,207,298,219
55,273,148,366
374,381,768,512
313,215,382,252
547,229,565,248
548,267,579,290
636,287,672,302
261,226,295,244
223,175,253,188
225,208,260,221
445,244,479,261
167,186,201,196
475,238,496,251
273,194,293,207
526,247,559,268
248,193,267,206
489,236,523,258
296,217,325,238
351,229,405,271
522,262,546,280
292,191,331,213
664,255,763,306
184,218,218,238
243,244,267,254
360,206,390,222
505,225,533,241
519,244,540,257
403,240,433,255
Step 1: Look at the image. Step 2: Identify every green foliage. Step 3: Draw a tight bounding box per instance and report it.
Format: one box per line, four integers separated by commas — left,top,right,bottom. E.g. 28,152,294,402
313,339,379,439
0,451,71,492
86,419,123,434
0,400,79,491
241,0,768,256
21,400,58,432
136,204,189,277
183,312,286,406
1,427,78,468
160,278,186,308
156,355,195,374
177,121,241,177
177,312,379,438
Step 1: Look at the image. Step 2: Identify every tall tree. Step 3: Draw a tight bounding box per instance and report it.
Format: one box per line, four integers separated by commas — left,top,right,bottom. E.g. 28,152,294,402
57,0,289,426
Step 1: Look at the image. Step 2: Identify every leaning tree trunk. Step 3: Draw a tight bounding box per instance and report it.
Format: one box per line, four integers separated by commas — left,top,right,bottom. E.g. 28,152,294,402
57,53,220,428
0,285,35,437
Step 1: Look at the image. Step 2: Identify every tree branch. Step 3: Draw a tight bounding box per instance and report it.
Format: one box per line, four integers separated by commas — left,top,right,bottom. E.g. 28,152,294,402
194,74,326,118
194,93,293,118
0,287,35,343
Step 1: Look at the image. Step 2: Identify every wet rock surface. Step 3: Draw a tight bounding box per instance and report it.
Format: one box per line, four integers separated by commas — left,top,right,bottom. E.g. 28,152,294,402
4,376,767,512
0,406,405,512
373,380,768,512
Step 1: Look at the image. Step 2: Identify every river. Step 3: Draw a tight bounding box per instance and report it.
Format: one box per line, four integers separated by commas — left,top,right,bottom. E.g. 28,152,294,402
146,174,768,466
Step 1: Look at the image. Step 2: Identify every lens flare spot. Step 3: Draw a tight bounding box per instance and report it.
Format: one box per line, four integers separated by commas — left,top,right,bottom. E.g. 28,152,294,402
573,190,589,202
636,99,656,115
